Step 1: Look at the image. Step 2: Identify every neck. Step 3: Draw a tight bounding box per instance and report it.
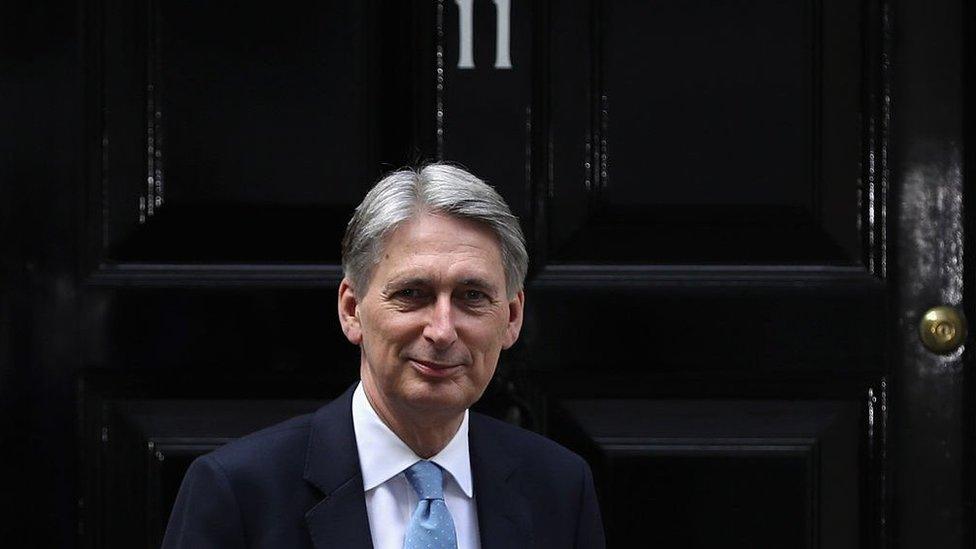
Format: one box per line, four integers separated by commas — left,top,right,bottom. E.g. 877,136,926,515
360,377,464,459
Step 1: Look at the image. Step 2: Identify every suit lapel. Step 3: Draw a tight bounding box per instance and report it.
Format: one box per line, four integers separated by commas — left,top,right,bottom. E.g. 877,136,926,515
301,390,533,548
470,414,532,549
303,384,373,549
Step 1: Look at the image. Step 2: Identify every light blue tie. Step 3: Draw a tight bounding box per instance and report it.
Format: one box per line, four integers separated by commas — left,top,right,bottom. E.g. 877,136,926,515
403,460,458,549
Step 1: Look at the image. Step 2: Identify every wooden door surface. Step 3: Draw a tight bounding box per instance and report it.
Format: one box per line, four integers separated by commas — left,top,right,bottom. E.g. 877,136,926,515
0,0,971,547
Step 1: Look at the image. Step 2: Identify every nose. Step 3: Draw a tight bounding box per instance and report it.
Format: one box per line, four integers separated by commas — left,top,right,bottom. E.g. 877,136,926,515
423,294,458,349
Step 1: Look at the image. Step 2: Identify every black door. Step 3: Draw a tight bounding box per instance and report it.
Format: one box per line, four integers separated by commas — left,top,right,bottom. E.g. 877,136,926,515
1,0,971,547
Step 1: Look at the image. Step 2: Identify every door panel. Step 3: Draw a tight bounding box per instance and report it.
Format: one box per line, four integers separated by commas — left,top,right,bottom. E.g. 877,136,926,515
94,0,410,269
557,399,861,549
547,0,863,265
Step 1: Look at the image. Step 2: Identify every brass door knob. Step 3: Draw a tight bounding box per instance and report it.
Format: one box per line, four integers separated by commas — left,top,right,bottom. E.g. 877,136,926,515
919,306,967,354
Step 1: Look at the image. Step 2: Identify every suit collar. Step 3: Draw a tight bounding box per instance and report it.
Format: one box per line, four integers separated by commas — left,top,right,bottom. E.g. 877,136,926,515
300,387,533,548
303,384,373,548
470,413,533,549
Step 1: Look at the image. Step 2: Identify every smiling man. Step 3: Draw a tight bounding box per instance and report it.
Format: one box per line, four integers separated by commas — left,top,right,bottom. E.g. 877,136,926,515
163,164,605,548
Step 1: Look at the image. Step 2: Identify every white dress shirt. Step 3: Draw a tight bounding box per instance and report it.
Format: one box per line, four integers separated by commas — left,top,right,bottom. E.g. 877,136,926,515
352,382,482,549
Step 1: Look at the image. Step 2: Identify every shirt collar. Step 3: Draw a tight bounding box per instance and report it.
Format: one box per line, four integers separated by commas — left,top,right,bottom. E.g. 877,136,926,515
351,382,473,498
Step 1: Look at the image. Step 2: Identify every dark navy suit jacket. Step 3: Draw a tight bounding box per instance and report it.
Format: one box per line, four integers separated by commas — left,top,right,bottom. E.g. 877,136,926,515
162,385,605,548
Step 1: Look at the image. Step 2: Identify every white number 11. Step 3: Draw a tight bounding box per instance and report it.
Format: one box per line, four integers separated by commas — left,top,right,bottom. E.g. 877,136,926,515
454,0,512,69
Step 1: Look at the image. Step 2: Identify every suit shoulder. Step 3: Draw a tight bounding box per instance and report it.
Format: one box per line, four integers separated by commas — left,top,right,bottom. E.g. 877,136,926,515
205,412,313,473
471,412,587,471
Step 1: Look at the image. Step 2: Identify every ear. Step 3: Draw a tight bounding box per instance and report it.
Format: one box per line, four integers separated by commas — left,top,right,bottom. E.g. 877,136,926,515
501,290,525,350
338,278,363,345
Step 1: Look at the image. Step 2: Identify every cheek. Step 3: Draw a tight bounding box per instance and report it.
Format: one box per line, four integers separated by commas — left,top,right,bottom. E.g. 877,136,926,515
462,315,510,355
466,312,508,340
363,311,421,351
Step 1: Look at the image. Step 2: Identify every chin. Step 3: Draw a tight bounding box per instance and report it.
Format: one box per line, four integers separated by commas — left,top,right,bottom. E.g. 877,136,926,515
401,380,473,413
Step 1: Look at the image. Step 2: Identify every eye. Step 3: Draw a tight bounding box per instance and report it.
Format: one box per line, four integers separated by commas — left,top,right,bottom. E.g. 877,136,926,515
393,288,423,299
461,289,489,302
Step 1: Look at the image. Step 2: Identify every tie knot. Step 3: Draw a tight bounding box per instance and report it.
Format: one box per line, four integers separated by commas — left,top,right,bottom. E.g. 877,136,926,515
404,460,445,500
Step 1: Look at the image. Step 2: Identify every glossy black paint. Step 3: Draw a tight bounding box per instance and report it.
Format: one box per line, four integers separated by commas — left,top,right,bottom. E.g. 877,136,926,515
888,0,970,545
545,0,863,267
559,398,861,548
2,1,85,545
2,0,972,547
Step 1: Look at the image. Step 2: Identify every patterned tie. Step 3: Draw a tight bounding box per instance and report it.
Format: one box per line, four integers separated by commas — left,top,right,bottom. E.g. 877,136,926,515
403,460,458,549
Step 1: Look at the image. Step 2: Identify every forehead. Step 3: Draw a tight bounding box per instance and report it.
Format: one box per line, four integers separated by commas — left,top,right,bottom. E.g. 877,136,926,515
373,213,505,282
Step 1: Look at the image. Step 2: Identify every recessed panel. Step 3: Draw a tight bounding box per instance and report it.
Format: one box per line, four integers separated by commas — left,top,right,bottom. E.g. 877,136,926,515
547,0,863,265
608,450,811,548
158,2,372,208
551,398,861,549
98,0,414,265
605,0,812,208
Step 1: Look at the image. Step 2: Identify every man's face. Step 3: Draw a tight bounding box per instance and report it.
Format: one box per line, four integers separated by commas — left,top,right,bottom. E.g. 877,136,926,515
338,212,524,420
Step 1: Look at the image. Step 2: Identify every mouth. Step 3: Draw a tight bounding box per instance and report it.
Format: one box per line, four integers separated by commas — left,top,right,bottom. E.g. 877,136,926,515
409,358,463,379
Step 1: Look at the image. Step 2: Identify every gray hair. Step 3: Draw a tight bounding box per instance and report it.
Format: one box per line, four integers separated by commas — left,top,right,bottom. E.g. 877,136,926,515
341,163,528,298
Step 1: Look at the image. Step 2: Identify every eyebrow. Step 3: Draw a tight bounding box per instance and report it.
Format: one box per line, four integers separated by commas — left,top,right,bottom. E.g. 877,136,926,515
458,278,499,295
382,277,432,293
382,276,500,295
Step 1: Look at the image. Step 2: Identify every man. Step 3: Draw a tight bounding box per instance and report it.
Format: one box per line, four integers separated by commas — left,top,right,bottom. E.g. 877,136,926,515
162,164,605,548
